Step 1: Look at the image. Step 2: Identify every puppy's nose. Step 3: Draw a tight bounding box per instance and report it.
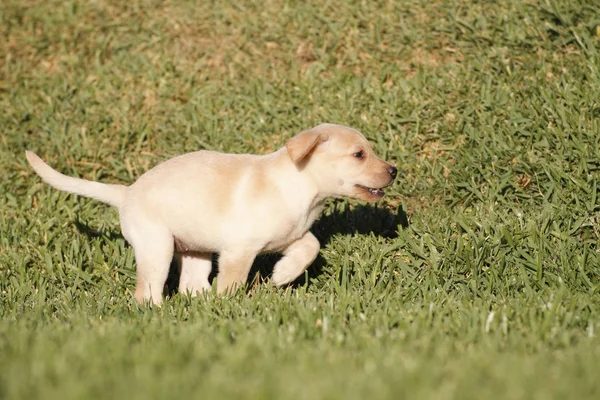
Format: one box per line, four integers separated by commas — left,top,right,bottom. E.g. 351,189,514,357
388,165,398,179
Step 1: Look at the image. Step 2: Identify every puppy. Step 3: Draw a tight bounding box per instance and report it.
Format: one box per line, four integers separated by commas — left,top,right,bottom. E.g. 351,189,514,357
26,124,397,305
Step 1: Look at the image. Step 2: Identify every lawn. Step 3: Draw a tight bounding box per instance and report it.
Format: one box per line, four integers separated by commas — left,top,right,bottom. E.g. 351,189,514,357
1,0,600,398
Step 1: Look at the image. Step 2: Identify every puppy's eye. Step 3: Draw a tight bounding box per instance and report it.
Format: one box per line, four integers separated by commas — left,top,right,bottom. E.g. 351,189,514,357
353,151,364,159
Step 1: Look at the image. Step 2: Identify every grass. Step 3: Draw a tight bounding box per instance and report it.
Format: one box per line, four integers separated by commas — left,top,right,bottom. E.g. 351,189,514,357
1,0,600,398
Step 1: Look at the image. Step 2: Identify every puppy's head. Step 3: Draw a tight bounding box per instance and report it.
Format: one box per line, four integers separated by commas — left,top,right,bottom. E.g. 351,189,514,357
285,124,397,202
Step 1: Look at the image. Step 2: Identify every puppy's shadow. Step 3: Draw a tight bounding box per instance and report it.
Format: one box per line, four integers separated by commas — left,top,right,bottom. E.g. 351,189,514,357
313,202,406,245
74,217,123,242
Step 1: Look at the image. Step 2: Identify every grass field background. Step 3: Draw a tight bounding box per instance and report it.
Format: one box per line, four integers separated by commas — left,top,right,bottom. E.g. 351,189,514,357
1,0,600,398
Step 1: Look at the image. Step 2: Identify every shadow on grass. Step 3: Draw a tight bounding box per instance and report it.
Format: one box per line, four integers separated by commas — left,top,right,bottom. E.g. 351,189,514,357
74,217,123,242
74,203,408,297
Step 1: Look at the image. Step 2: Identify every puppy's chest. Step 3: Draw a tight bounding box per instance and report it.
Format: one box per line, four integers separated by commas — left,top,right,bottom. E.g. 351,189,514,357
262,204,323,252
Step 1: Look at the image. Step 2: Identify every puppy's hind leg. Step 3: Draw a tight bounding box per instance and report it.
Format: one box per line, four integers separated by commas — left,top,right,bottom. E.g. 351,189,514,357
178,253,213,296
272,232,320,286
122,218,174,306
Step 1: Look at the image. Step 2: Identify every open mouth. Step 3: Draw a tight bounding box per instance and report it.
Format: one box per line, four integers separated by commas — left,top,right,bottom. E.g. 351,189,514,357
355,184,385,199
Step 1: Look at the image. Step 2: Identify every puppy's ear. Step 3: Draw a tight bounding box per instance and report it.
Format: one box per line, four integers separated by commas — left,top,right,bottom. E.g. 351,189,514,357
285,129,329,164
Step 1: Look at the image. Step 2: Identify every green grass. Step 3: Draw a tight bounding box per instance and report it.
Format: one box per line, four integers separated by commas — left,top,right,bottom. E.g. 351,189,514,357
1,0,600,398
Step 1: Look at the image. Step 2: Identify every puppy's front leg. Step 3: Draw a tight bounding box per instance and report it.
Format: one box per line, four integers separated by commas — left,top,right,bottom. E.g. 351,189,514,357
272,232,320,286
216,250,257,294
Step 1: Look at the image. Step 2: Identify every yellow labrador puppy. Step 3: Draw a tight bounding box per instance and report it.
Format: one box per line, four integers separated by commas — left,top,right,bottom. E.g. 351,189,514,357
26,124,397,305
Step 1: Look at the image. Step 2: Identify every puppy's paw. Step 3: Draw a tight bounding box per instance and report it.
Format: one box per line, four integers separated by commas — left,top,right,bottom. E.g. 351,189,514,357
272,267,296,286
179,281,212,297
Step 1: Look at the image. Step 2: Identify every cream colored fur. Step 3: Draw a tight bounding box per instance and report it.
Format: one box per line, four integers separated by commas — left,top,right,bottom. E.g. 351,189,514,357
26,124,397,305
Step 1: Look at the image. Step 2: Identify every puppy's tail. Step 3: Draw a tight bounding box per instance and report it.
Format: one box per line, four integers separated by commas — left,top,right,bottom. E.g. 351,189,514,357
25,151,127,208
